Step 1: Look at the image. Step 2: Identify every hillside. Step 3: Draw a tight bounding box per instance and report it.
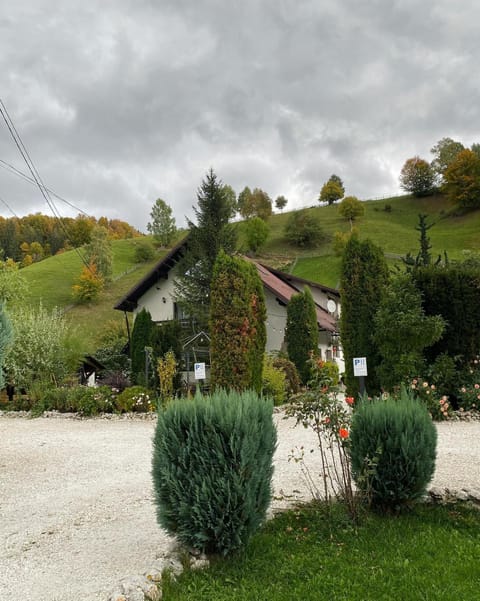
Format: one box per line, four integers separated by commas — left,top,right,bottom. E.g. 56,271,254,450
21,237,168,353
258,193,480,287
19,193,480,352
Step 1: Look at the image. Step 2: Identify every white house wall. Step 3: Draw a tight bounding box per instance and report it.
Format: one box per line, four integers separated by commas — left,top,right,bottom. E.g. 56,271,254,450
264,289,288,352
291,282,340,321
134,263,180,321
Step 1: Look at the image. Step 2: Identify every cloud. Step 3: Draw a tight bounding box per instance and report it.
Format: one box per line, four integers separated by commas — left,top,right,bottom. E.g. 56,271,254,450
1,0,480,230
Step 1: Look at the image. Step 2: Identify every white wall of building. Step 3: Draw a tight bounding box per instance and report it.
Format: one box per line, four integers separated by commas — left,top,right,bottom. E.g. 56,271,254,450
264,289,288,352
134,263,181,321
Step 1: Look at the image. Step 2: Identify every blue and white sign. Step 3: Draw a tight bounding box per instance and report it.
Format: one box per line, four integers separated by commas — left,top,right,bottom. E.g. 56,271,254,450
353,357,368,377
194,362,206,380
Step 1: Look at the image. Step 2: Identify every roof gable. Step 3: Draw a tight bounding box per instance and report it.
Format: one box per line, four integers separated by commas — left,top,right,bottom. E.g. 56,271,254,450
114,236,189,312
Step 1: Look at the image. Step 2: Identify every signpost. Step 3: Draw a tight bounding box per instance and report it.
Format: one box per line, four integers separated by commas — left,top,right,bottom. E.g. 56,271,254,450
194,362,206,380
353,357,368,395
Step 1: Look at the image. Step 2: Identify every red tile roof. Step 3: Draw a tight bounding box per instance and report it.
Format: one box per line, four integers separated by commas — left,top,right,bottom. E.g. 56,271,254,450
244,257,337,332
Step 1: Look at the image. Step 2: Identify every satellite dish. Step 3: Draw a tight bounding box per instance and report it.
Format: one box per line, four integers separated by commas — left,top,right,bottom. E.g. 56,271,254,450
327,299,337,314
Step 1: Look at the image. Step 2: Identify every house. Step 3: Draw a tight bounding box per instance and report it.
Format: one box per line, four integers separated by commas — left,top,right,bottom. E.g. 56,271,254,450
114,238,344,376
79,355,105,387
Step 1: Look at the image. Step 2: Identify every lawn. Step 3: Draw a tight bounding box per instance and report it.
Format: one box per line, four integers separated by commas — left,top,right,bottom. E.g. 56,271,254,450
272,194,480,287
161,502,480,601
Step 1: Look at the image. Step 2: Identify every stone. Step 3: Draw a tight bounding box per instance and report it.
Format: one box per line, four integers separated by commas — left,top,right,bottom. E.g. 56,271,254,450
456,489,469,502
468,488,480,503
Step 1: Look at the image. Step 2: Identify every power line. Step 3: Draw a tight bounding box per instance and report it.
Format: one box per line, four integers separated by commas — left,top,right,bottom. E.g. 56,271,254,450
0,194,19,218
0,99,93,273
0,158,90,216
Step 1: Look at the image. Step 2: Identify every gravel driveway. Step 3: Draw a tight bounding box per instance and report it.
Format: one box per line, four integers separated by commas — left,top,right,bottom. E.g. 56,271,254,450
1,413,479,601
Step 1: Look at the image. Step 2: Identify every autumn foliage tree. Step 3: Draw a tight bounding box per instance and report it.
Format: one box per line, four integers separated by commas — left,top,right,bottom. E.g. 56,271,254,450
209,252,266,392
430,137,465,182
443,149,480,210
72,262,104,303
338,196,365,228
84,225,113,283
399,156,435,197
319,174,345,205
237,187,273,221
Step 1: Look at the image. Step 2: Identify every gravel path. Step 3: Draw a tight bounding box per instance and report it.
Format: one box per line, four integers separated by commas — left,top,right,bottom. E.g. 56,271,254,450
1,413,479,601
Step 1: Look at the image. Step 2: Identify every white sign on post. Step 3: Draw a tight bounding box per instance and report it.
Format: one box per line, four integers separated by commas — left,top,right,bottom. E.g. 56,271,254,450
353,357,368,377
194,362,206,380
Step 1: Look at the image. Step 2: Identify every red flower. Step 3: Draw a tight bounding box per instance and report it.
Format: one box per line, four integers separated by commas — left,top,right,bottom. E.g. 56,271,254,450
345,396,355,406
339,428,349,439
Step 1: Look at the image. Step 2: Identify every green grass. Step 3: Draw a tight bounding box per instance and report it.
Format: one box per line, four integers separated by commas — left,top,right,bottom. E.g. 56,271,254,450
256,194,480,286
162,502,480,601
20,237,166,352
22,237,152,310
17,194,480,348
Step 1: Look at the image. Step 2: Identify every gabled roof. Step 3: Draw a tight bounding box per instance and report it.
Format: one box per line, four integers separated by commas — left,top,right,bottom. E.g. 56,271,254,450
245,258,337,332
114,236,189,312
265,266,340,298
114,238,339,331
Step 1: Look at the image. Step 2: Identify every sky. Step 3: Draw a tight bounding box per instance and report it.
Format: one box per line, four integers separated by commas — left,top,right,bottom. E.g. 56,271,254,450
1,0,480,232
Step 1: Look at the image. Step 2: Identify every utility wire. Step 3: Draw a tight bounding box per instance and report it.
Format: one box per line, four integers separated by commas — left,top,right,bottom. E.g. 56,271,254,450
0,194,19,218
0,158,90,216
0,99,93,273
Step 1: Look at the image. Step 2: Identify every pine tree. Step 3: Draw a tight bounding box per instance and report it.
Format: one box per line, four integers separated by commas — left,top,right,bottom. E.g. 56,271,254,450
285,287,319,384
175,169,236,328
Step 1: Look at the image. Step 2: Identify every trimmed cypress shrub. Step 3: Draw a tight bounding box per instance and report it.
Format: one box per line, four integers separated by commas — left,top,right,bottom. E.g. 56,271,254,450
340,235,389,396
130,308,154,385
209,252,266,392
285,287,319,384
152,389,276,555
349,391,437,510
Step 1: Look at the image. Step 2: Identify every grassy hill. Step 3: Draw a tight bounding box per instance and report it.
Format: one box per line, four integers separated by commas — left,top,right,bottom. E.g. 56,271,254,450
258,193,480,287
21,237,168,353
19,194,480,352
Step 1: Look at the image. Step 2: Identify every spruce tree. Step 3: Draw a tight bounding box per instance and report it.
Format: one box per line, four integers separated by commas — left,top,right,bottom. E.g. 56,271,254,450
340,235,389,396
175,169,236,328
209,252,266,392
285,287,319,384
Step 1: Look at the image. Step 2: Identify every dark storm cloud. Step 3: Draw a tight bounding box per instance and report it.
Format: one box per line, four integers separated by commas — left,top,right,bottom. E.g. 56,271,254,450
1,0,480,229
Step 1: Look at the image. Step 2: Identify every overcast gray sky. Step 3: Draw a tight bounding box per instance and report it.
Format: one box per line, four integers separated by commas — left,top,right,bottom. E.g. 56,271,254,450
1,0,480,231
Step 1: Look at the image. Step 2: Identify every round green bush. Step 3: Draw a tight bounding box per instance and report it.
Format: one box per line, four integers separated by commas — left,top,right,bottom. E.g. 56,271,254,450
349,393,437,510
114,386,154,412
272,356,301,395
152,389,277,555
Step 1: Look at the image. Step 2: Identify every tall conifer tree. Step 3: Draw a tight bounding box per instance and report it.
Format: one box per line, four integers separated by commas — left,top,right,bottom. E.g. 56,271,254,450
209,252,266,392
285,287,319,384
340,235,389,396
175,169,236,329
